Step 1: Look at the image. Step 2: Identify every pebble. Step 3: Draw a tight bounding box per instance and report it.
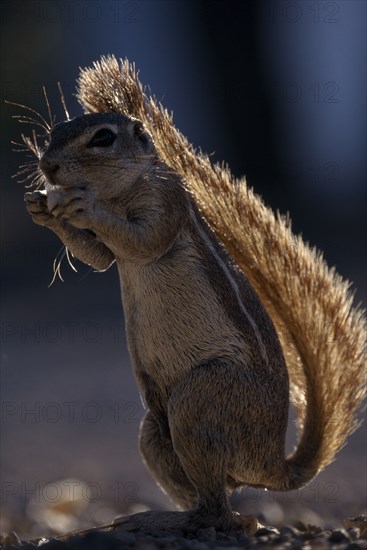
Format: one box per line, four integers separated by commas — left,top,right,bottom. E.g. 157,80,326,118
347,528,361,542
344,516,367,539
328,529,350,543
280,525,300,537
255,526,280,537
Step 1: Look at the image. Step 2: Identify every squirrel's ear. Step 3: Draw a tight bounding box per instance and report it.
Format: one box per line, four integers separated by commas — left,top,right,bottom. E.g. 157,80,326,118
132,120,149,147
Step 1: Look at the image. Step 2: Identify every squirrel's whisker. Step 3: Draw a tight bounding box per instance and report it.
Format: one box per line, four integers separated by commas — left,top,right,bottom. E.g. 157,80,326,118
58,82,70,121
42,86,56,130
6,100,51,132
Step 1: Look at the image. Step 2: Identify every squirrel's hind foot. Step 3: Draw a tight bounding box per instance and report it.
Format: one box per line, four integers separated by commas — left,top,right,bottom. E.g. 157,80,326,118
112,509,259,535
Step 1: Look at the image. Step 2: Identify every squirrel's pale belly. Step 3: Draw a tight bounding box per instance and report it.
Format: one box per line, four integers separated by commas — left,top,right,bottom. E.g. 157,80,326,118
117,255,252,392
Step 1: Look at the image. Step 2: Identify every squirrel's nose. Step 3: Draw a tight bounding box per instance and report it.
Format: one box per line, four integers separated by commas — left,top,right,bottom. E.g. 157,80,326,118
39,156,60,177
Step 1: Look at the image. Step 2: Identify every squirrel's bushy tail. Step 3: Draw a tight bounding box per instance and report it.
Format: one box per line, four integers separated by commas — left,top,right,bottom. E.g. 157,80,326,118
77,55,366,489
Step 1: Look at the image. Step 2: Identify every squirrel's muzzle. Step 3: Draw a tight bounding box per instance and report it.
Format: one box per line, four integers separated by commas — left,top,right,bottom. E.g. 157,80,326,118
39,155,60,183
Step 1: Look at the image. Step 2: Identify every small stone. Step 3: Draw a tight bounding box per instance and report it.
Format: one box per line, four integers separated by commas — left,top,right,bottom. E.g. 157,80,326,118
280,525,300,536
347,528,362,541
36,539,65,548
344,516,367,539
278,533,293,543
329,529,350,543
255,526,280,537
294,520,307,532
306,524,323,535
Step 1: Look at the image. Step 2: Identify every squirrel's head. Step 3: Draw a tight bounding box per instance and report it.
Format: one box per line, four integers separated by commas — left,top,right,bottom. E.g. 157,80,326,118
38,112,157,200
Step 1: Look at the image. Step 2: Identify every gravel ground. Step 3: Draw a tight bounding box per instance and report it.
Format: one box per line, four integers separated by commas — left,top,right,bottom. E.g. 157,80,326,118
2,516,367,549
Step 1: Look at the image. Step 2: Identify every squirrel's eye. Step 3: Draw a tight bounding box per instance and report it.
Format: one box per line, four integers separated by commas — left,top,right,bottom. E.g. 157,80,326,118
87,128,116,148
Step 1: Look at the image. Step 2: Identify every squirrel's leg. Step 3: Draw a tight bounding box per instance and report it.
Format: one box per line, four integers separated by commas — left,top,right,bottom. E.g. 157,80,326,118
114,360,257,534
139,411,198,510
25,191,115,271
167,361,237,532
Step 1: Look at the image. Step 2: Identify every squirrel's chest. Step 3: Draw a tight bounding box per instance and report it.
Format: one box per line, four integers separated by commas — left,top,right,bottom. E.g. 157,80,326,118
117,257,249,390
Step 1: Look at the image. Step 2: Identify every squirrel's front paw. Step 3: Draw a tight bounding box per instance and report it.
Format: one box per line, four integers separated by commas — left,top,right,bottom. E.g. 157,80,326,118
48,187,93,230
25,190,58,227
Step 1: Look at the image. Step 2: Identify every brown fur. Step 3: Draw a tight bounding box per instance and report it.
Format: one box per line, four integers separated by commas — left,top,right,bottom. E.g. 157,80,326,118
20,56,366,534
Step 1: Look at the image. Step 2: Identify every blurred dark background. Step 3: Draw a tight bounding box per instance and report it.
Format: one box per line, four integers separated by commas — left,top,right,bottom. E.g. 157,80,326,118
1,0,366,539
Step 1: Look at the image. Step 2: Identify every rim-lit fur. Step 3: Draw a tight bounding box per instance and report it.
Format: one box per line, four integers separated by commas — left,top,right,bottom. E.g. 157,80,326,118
21,56,366,532
76,55,366,487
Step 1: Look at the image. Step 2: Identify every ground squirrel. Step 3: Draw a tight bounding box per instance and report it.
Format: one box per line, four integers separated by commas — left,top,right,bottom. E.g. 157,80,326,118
18,56,366,534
